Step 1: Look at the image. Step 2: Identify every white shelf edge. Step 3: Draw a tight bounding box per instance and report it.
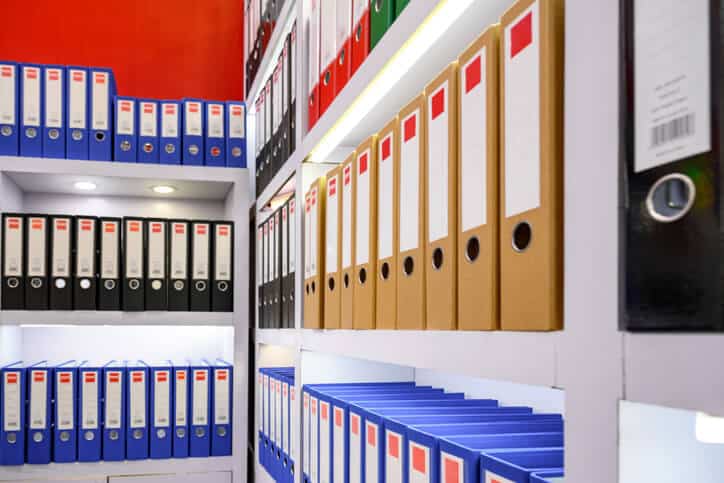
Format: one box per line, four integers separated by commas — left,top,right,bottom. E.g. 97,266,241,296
1,310,234,327
0,156,247,184
256,153,300,211
246,0,298,106
0,456,234,481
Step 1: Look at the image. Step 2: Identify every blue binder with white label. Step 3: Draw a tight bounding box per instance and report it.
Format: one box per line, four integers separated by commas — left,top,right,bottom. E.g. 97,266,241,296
480,449,564,483
225,101,246,167
20,64,43,157
438,433,564,483
102,360,126,461
126,361,150,460
172,361,190,458
204,101,226,166
189,360,211,457
182,99,205,165
160,100,182,164
78,361,103,462
138,99,160,163
210,359,233,456
42,65,66,159
0,362,25,465
53,360,79,462
0,61,20,156
150,361,173,459
65,66,89,159
26,361,51,464
88,68,115,161
114,96,137,162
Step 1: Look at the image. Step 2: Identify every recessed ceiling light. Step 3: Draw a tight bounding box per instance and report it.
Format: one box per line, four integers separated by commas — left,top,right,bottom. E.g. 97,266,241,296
152,185,176,194
74,181,97,191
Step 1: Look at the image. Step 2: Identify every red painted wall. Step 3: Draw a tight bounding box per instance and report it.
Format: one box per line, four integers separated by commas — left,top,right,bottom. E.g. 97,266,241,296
0,0,244,101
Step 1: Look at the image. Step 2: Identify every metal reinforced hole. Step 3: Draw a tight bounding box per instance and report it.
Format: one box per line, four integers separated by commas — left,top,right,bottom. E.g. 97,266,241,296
324,70,331,86
165,143,175,154
0,126,12,137
33,432,43,443
157,429,167,439
380,262,390,280
645,173,697,223
217,426,227,437
55,278,67,289
189,145,199,156
151,280,162,290
7,277,18,288
466,237,480,262
512,222,532,252
104,279,116,290
174,280,185,291
328,277,335,291
120,140,131,152
60,431,70,442
143,142,154,153
133,429,143,440
109,430,119,441
80,278,91,289
25,127,37,139
339,49,346,65
356,24,362,42
72,129,83,141
343,273,350,288
7,433,16,444
30,277,42,288
176,428,186,438
374,0,382,12
129,279,140,290
358,268,367,285
48,128,60,140
218,281,229,292
195,280,207,292
84,430,95,441
403,256,414,276
431,248,444,270
195,427,206,438
95,131,105,142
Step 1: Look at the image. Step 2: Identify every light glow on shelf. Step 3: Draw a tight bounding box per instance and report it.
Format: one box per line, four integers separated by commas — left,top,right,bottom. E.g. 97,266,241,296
73,181,97,191
696,412,724,444
308,0,475,163
152,185,177,194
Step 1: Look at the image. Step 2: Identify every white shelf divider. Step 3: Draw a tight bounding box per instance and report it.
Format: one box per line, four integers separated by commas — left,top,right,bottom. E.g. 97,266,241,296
0,310,233,326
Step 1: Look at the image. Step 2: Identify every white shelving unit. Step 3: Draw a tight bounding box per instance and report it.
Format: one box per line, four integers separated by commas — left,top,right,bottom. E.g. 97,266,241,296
249,1,724,483
0,156,249,483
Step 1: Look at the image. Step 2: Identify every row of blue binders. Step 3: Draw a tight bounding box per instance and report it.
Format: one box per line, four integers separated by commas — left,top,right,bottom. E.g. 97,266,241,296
259,367,296,483
0,62,246,167
296,381,565,483
0,359,232,466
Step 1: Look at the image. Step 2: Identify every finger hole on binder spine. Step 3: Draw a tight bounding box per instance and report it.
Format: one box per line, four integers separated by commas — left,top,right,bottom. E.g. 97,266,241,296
432,248,444,270
466,237,480,262
646,173,696,223
356,25,362,41
95,132,105,141
358,268,367,284
403,257,414,276
339,49,346,65
375,0,382,12
305,283,310,295
512,222,532,252
311,281,316,293
328,277,335,291
344,273,350,288
380,262,390,280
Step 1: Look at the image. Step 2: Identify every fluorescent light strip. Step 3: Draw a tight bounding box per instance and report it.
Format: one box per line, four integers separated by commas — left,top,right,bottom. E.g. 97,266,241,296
696,412,724,444
308,0,475,163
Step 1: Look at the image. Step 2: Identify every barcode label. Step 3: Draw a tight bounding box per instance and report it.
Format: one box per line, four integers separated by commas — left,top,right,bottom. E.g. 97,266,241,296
651,114,695,148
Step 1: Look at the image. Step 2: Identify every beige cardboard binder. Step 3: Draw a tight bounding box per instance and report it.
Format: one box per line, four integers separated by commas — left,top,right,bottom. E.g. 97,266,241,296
375,117,399,330
425,64,459,331
353,136,378,329
324,166,343,329
340,153,356,329
457,25,500,331
303,176,327,329
499,0,563,331
396,95,427,330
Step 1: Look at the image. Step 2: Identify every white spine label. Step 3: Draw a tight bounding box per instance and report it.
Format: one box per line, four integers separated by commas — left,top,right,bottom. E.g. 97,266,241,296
399,111,420,252
91,72,109,130
148,222,165,278
140,102,157,137
215,369,230,425
162,103,179,138
229,104,245,138
76,219,95,276
56,371,74,430
27,217,46,276
69,69,86,129
171,223,188,279
461,50,488,231
175,370,187,426
52,218,71,277
504,2,541,217
101,221,119,279
82,371,98,430
342,165,353,268
3,372,20,431
154,371,170,428
326,175,339,274
117,100,135,135
185,102,202,136
23,67,40,127
130,371,146,428
208,104,224,138
634,0,711,171
4,217,22,276
29,370,47,430
378,134,394,259
193,224,209,279
215,224,232,281
193,370,208,425
45,68,63,128
105,371,122,429
125,221,143,278
427,82,450,242
0,64,15,125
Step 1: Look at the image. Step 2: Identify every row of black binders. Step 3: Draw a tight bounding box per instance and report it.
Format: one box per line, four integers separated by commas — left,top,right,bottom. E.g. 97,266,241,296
257,195,295,328
245,0,288,94
254,21,297,197
0,359,232,466
1,214,234,312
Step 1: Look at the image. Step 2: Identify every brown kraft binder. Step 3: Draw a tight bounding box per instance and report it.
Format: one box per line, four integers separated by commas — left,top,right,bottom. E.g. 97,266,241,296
324,166,343,328
340,153,356,329
353,136,378,329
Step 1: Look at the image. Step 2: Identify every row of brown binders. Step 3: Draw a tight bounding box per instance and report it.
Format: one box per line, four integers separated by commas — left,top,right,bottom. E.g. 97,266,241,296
303,0,563,332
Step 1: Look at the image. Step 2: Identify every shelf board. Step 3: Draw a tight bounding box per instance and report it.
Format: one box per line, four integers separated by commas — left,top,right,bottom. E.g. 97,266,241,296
256,0,512,210
0,456,234,481
0,156,246,201
1,310,233,327
246,0,297,106
256,328,561,388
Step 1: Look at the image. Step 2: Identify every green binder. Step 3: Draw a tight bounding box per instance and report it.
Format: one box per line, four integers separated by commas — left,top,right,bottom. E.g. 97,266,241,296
395,0,409,18
370,0,395,50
